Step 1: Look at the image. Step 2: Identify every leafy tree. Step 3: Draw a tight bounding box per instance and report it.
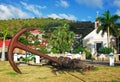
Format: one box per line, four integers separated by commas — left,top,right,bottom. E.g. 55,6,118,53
49,24,75,53
73,37,83,49
96,10,120,47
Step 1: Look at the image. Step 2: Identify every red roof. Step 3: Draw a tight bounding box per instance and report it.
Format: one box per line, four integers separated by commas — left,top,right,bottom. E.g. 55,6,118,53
30,30,42,34
0,40,11,47
0,40,2,47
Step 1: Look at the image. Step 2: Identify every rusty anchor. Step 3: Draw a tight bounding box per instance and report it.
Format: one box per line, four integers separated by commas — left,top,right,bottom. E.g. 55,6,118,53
8,28,60,74
8,28,94,74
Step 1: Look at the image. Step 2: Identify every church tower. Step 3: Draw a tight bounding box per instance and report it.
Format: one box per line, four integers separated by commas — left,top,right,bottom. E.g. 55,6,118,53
95,11,100,29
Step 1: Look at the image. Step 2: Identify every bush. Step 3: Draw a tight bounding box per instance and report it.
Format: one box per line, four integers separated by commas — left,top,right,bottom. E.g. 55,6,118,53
73,46,85,54
22,53,35,64
85,49,92,59
73,46,92,59
51,48,59,54
98,47,113,54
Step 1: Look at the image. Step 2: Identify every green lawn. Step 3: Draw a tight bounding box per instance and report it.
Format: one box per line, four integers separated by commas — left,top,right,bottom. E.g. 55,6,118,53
0,61,120,82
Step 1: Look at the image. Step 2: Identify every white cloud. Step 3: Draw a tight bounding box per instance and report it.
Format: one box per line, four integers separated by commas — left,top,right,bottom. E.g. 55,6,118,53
81,19,86,21
88,16,92,19
47,14,61,19
115,9,120,16
76,0,103,9
47,13,77,20
20,1,46,17
0,4,28,20
114,0,120,8
56,0,69,8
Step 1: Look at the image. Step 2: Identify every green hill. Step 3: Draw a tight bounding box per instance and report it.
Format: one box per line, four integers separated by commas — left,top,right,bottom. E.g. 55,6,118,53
0,18,94,38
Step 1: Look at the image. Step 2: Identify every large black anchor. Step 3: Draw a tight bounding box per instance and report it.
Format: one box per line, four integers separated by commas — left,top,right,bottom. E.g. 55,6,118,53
8,28,60,74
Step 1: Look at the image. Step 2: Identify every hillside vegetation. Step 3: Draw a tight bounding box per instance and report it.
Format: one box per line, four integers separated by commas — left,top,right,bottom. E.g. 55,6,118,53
0,18,94,37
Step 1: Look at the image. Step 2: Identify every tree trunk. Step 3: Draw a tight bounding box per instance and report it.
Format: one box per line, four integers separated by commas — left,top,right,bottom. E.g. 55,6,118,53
107,27,110,47
1,40,5,61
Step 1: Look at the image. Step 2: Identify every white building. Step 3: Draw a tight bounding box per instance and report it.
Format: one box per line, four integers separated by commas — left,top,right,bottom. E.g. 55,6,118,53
83,19,116,56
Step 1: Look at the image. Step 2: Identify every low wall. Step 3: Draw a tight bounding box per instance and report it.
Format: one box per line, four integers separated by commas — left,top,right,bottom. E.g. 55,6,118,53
47,53,86,60
114,54,120,62
92,54,120,61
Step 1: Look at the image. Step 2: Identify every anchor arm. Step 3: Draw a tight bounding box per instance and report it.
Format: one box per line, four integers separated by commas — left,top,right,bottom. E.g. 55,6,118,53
8,28,59,74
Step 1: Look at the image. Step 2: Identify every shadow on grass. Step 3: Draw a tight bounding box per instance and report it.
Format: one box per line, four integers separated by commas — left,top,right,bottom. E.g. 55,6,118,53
67,72,86,82
49,66,87,82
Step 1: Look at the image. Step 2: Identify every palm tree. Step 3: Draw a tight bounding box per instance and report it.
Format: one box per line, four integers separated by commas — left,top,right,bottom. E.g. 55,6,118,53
1,24,8,61
96,10,120,47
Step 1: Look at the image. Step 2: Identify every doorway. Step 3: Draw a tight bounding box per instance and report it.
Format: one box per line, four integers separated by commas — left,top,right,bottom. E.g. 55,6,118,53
118,43,120,54
96,42,103,52
119,55,120,61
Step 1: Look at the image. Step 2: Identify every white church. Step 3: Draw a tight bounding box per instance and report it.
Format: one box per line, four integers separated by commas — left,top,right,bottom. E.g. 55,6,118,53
83,20,111,55
82,14,120,60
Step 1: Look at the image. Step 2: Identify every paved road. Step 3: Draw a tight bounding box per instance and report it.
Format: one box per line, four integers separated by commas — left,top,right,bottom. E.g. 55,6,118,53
83,60,120,66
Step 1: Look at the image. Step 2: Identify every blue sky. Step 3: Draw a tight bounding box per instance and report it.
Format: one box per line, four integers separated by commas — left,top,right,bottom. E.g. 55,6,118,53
0,0,120,22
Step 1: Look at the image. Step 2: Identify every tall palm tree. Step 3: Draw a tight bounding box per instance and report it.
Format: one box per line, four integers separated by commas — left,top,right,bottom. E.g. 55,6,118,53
96,10,120,47
1,24,8,61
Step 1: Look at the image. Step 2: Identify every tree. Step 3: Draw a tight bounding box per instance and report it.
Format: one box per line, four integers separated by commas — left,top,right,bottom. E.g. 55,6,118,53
96,10,120,47
49,24,75,53
1,24,9,61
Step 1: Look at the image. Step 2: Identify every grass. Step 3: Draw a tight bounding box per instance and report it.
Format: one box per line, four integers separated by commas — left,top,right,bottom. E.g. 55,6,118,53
0,61,120,82
92,66,99,71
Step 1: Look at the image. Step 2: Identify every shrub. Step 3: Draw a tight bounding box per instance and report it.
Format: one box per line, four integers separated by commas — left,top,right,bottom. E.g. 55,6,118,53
98,47,113,54
51,48,59,54
22,53,35,64
73,46,92,59
73,46,85,54
85,49,92,59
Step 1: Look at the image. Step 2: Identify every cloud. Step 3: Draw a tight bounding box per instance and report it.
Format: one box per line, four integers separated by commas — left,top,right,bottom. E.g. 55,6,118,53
47,14,61,19
114,0,120,8
76,0,103,9
56,0,69,8
0,4,28,20
88,16,92,19
20,1,46,17
47,13,77,20
81,19,86,21
115,9,120,16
